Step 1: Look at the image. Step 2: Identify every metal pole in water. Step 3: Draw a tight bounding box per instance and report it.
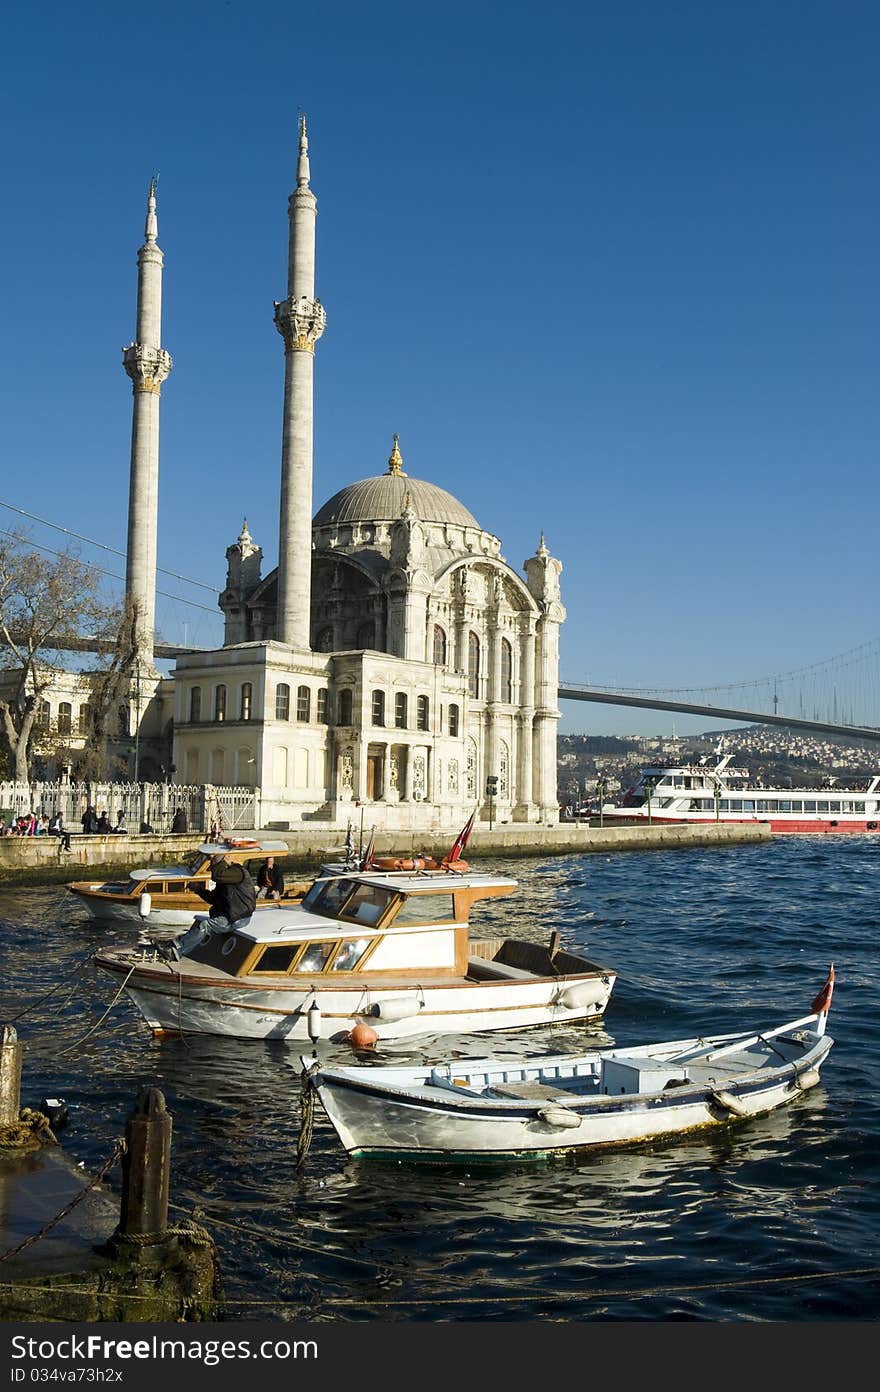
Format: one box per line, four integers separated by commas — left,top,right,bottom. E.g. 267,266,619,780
119,1086,172,1240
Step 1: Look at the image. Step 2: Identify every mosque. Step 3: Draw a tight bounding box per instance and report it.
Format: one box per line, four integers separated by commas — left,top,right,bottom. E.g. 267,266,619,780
115,121,567,831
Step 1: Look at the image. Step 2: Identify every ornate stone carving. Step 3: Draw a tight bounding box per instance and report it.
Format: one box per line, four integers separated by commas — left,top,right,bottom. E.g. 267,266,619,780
466,739,477,799
499,743,510,799
448,757,459,795
122,344,173,394
340,749,354,789
274,294,327,352
413,754,426,799
389,752,400,792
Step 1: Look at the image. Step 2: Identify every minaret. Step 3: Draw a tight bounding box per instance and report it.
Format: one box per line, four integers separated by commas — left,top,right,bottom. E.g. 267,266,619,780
274,115,327,647
122,179,172,670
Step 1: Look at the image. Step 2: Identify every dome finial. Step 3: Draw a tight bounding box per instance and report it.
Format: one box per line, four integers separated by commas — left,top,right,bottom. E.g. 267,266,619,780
387,432,406,476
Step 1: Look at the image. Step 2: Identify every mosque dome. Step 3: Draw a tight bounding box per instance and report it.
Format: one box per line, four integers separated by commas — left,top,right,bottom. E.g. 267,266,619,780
313,435,481,531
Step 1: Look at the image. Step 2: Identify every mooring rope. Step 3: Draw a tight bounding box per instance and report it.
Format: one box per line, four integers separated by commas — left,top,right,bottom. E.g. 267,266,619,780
0,1138,125,1265
55,964,138,1056
296,1062,318,1171
7,950,95,1023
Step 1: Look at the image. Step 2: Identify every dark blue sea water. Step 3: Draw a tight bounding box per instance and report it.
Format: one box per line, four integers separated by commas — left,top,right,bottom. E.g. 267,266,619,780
1,837,878,1323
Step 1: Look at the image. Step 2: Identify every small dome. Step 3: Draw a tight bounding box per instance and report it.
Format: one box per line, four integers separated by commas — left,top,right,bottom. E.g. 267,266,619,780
314,474,480,529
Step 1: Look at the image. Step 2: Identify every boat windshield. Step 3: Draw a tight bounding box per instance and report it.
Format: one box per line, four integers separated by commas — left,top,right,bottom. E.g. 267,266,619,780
185,850,211,874
301,877,397,925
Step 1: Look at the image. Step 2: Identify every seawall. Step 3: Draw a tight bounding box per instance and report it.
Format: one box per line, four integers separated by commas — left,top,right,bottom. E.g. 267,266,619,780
0,821,771,886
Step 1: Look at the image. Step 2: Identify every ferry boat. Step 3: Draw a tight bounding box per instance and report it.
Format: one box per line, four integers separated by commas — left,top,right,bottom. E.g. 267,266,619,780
601,753,880,835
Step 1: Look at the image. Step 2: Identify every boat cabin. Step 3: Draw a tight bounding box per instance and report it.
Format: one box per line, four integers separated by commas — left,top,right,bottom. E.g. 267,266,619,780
182,870,518,981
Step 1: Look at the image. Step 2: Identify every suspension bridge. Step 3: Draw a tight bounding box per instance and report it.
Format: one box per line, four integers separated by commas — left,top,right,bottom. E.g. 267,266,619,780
559,637,880,742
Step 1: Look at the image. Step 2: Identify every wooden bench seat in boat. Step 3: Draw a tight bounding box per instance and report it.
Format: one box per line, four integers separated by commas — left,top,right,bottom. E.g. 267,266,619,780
485,1080,582,1101
466,956,538,982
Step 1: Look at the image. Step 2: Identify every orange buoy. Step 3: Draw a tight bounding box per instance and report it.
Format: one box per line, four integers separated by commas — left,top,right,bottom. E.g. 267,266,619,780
348,1022,379,1049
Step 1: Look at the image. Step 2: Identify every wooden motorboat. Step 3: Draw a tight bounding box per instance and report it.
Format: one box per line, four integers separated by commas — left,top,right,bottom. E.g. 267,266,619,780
94,867,617,1042
68,839,311,928
301,970,835,1163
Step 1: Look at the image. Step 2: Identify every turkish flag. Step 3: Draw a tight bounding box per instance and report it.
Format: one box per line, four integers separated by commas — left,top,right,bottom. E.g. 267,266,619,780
811,964,835,1015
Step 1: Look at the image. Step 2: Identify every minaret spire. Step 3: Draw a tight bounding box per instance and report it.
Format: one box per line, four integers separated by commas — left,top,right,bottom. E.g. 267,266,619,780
274,116,326,647
122,179,172,670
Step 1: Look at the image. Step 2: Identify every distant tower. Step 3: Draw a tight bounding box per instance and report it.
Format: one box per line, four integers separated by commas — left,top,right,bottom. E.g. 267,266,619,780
122,180,172,670
274,115,327,647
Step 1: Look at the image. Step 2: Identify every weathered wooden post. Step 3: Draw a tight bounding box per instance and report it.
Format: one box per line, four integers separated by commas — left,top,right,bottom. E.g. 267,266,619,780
118,1086,172,1240
0,1025,22,1127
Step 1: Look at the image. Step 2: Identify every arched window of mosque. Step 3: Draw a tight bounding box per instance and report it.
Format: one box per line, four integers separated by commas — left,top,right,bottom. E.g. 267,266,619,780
240,683,253,721
448,704,459,737
297,686,311,722
275,683,290,721
500,638,513,703
317,626,334,652
395,693,408,729
468,633,480,698
57,702,72,736
317,688,329,724
417,695,429,731
433,625,447,666
189,686,201,722
357,621,374,649
372,690,386,727
338,688,353,725
214,685,227,722
37,701,51,732
78,703,91,736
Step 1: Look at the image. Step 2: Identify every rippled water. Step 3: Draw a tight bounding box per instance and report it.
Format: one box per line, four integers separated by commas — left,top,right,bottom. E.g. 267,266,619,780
1,838,878,1322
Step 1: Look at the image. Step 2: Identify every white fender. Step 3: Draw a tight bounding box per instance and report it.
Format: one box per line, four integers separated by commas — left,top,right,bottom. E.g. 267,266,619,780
307,1001,322,1042
138,892,152,919
795,1067,821,1090
711,1089,749,1117
557,981,600,1010
537,1105,582,1129
364,996,424,1022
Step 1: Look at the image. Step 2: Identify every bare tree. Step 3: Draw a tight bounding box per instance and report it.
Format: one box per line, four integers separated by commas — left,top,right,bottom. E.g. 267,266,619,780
0,534,123,785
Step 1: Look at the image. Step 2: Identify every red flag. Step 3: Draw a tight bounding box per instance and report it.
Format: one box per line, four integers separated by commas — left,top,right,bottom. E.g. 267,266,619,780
811,964,835,1015
361,829,376,871
447,809,476,865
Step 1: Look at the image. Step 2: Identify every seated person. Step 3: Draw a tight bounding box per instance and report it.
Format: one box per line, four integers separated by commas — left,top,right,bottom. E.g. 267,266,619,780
256,855,284,900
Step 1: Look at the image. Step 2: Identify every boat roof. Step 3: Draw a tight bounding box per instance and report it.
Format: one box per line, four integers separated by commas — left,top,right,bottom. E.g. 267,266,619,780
195,839,289,855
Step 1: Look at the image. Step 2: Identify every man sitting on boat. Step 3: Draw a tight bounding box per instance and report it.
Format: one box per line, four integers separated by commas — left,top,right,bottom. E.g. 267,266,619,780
174,852,257,956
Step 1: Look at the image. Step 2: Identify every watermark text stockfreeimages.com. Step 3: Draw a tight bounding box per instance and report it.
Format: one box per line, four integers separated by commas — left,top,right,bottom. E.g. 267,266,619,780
11,1336,317,1369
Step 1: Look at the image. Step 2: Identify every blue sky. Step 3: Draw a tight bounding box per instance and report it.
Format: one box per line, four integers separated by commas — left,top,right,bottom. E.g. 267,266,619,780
2,1,878,736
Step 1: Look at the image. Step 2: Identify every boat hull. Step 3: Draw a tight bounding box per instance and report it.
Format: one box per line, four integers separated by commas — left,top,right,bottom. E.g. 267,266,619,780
601,811,879,835
97,959,616,1042
312,1038,833,1161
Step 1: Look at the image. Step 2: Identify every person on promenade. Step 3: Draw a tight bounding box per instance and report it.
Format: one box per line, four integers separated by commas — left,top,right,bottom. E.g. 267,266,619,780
96,810,113,833
114,810,128,833
81,805,98,834
256,855,284,900
48,811,72,851
171,806,188,833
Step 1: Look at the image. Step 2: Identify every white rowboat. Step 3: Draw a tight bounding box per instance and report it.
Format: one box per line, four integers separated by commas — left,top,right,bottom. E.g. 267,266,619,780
302,970,835,1162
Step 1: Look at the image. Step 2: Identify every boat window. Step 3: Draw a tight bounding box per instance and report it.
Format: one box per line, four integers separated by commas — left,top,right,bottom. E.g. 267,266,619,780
742,800,755,813
340,883,395,925
301,877,358,917
251,945,301,973
790,800,803,813
331,938,371,971
188,933,253,974
803,801,817,812
185,851,210,874
391,893,456,925
293,941,336,973
778,800,791,812
817,801,829,813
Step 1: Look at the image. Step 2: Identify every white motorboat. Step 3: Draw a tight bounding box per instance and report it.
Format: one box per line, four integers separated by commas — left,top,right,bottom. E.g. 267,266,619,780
94,866,617,1042
301,970,835,1162
68,839,307,928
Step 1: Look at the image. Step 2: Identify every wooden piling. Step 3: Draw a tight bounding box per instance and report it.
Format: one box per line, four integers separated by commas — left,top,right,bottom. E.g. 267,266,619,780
118,1086,172,1241
0,1025,22,1126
